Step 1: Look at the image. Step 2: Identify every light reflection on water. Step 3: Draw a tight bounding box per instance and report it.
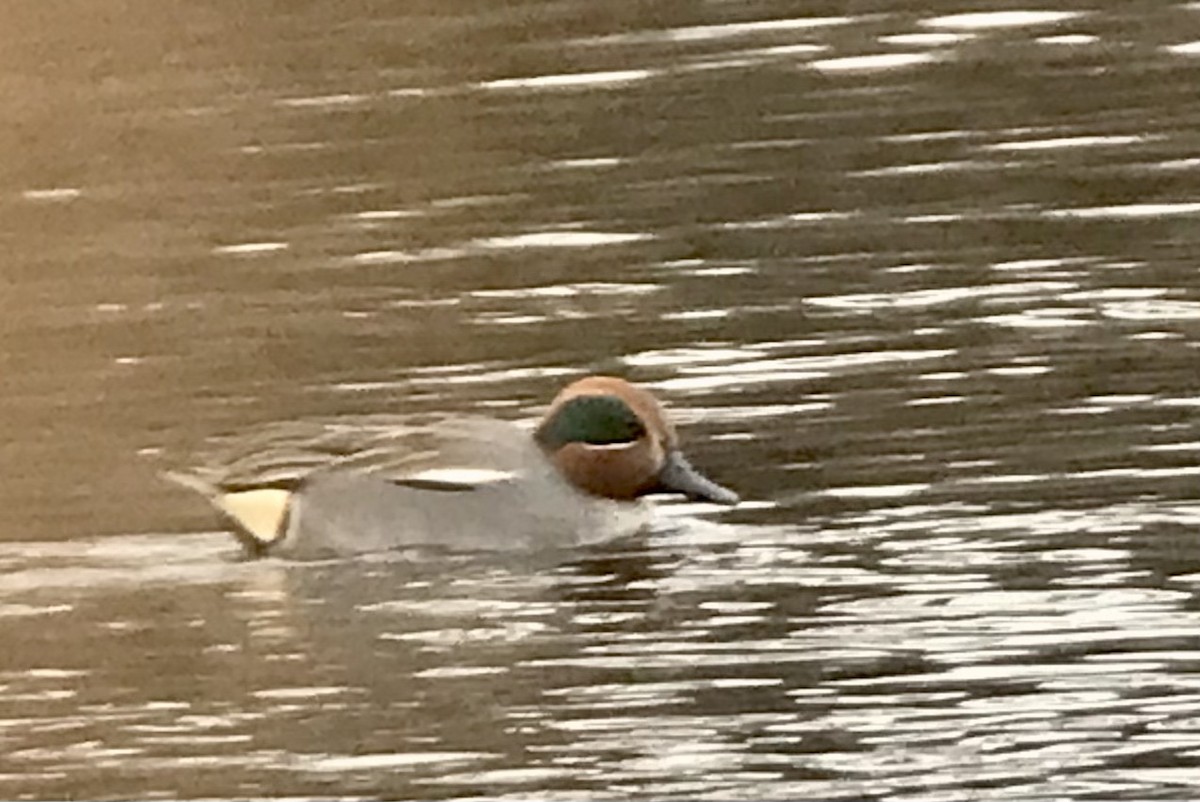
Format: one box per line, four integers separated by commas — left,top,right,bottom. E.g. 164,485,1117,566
4,492,1200,798
4,0,1200,799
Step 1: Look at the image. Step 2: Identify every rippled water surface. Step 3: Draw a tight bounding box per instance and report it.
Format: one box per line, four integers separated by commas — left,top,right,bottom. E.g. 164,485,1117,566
4,2,1200,799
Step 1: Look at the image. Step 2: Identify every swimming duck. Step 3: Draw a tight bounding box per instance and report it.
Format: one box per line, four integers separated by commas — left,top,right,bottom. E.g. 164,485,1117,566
166,376,738,558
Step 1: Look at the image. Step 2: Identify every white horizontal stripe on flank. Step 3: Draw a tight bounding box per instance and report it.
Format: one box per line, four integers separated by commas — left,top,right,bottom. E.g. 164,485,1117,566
407,468,513,485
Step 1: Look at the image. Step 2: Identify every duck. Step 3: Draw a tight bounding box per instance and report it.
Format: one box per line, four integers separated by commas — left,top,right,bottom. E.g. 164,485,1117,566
165,376,739,558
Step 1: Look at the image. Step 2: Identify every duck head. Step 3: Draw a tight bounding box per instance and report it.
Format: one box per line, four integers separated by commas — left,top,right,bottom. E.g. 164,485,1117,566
534,376,739,505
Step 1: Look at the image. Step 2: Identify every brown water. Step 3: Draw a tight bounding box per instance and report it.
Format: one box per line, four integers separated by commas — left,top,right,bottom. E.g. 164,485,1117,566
5,2,1200,799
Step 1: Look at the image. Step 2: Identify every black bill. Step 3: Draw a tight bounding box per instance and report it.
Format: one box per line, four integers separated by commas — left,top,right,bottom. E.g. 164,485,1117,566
655,451,740,505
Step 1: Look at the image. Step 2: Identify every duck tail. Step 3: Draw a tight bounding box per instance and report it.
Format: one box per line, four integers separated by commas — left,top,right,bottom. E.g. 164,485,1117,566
163,470,292,556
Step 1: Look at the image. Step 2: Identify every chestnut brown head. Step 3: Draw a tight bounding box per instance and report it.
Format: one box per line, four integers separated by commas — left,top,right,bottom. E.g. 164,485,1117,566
534,376,738,505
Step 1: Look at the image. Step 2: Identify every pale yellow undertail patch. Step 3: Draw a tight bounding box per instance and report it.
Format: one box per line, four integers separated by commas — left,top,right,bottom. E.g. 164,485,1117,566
164,471,291,546
215,488,292,545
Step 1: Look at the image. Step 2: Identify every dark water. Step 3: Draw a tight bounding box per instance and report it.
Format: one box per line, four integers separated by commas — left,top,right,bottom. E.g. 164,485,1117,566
5,2,1200,799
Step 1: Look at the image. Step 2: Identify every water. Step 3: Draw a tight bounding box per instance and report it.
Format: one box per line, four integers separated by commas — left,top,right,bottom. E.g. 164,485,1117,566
4,2,1200,798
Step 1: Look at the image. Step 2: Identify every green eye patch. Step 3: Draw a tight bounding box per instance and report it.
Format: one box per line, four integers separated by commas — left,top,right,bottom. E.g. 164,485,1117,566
535,395,646,449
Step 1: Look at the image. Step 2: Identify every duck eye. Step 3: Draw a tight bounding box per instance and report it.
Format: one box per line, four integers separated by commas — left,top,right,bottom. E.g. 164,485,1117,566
536,395,646,448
